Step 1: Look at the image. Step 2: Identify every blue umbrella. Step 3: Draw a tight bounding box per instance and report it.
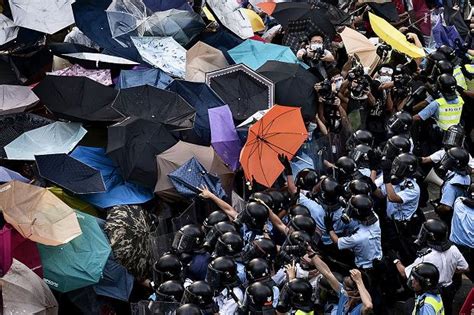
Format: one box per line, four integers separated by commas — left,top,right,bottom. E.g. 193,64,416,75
116,68,173,89
166,80,225,145
144,0,191,12
0,166,29,183
200,28,243,63
228,39,300,70
70,146,154,209
168,157,226,199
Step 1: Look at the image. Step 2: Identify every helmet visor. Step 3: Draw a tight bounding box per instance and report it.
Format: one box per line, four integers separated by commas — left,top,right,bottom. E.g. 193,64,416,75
172,231,195,253
442,130,464,148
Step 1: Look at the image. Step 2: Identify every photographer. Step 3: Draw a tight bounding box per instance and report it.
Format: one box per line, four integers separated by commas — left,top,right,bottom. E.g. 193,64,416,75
297,31,335,81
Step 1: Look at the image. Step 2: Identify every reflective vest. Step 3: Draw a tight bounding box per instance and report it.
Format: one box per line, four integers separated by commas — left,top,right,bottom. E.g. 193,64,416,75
453,66,468,90
436,96,464,131
295,311,314,315
412,293,445,315
465,64,474,91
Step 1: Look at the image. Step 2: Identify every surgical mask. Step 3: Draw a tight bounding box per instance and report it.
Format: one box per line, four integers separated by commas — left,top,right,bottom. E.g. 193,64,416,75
333,77,343,91
378,75,392,84
307,122,317,140
310,43,323,51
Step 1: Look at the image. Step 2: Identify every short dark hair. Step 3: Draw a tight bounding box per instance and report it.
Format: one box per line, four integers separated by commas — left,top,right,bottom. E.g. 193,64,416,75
308,31,324,41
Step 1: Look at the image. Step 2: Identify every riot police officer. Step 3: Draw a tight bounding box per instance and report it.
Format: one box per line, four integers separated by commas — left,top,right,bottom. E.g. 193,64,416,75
386,111,413,142
237,201,269,251
181,280,218,314
212,231,246,283
276,278,315,313
155,280,184,314
239,282,275,314
152,253,183,286
406,263,444,315
334,156,361,185
246,258,279,307
203,210,230,234
349,144,373,177
346,129,374,152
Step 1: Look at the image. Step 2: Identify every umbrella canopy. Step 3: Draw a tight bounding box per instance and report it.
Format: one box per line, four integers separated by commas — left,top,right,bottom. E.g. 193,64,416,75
116,68,173,89
112,84,196,130
257,61,318,119
48,64,113,86
48,187,99,217
35,154,106,194
61,52,140,69
166,80,226,144
340,27,379,70
185,41,229,83
241,8,265,33
257,2,312,28
143,0,191,11
0,14,19,46
228,39,300,70
70,146,154,208
9,0,75,34
104,204,155,279
107,117,178,187
369,13,425,58
169,157,227,199
4,122,87,161
0,85,39,115
369,2,399,23
48,42,99,55
209,105,242,171
199,28,243,63
206,0,254,39
1,259,58,315
106,0,148,42
0,166,29,183
37,211,111,293
33,76,120,122
0,181,82,246
131,36,186,78
240,105,308,187
205,63,274,121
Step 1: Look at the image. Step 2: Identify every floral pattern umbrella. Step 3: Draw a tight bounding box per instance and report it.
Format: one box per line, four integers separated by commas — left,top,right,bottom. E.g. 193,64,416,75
48,64,113,86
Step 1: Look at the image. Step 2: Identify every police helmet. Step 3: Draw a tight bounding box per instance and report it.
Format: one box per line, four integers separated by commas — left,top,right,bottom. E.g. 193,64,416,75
435,60,454,75
408,262,440,292
213,231,244,257
383,135,411,161
442,124,465,149
288,204,311,220
316,176,342,210
242,238,277,263
386,111,412,136
246,258,271,283
335,156,357,183
437,73,457,101
175,304,202,315
415,219,451,251
295,168,319,191
182,280,214,306
205,256,238,289
347,179,372,196
349,144,372,169
156,280,185,302
250,192,274,210
239,201,269,231
345,194,376,224
266,190,286,213
245,282,274,314
277,278,314,313
391,153,417,182
153,253,183,284
288,214,316,236
203,211,229,233
172,224,204,254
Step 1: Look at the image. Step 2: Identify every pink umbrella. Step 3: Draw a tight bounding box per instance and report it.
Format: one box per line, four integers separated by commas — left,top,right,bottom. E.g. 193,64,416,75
48,64,112,86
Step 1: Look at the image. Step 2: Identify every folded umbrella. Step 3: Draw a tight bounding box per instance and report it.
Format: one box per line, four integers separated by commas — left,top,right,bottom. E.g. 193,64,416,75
61,52,140,69
116,68,173,89
112,84,195,130
33,76,120,122
1,259,58,315
240,105,308,187
0,14,19,46
0,85,39,115
48,64,113,86
206,0,254,39
4,122,87,161
107,117,178,187
37,211,111,293
185,41,229,83
35,154,106,194
205,63,274,121
340,27,379,70
0,166,29,183
0,181,82,246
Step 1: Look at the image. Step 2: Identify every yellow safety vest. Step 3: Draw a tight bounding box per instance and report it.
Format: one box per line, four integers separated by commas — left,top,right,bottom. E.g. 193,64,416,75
436,96,464,131
413,294,445,315
295,311,314,315
464,64,474,91
453,66,468,90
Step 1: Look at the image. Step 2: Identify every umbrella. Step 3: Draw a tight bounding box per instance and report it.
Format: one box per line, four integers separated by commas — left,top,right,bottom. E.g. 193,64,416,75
208,105,242,171
166,80,226,144
116,68,173,89
4,122,87,161
131,36,186,78
1,259,58,315
48,42,99,55
143,0,191,12
48,64,113,86
0,85,39,115
241,8,265,33
205,63,274,121
144,9,206,46
70,146,154,209
9,0,75,34
0,224,42,277
340,27,379,70
368,2,399,23
0,14,19,45
35,154,106,194
0,58,20,85
112,85,195,130
104,204,155,278
185,41,229,83
369,13,425,58
257,2,312,28
199,28,243,63
169,157,227,199
48,187,99,217
257,61,318,119
206,0,254,39
0,181,82,246
106,0,148,43
282,17,329,53
107,117,178,187
33,76,120,122
236,109,269,128
0,166,29,183
37,211,111,293
228,39,300,70
61,52,140,69
240,105,308,187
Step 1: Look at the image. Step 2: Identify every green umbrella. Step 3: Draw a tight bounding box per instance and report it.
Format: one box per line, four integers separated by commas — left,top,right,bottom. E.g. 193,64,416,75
37,211,111,293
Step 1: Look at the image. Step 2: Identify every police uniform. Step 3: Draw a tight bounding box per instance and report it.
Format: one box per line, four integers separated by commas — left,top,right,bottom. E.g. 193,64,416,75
453,65,468,91
417,96,464,131
429,149,474,169
335,283,364,315
241,224,264,252
450,197,474,281
412,292,444,315
381,178,420,221
440,171,470,208
214,286,244,314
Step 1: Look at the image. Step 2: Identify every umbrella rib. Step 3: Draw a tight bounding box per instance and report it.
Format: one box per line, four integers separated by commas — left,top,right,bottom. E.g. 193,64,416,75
260,109,298,136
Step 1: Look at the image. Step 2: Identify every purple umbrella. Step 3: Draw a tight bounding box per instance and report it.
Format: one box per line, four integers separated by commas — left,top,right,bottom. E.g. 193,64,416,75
208,105,242,171
0,166,29,183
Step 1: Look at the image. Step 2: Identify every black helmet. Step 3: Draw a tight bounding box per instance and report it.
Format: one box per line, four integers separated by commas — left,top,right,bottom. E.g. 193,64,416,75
316,177,342,210
437,45,456,62
281,231,312,260
415,219,451,251
435,60,454,75
390,153,417,183
213,231,243,258
245,282,274,314
408,262,440,293
204,221,237,249
442,124,465,149
437,147,470,177
383,135,411,161
203,211,229,233
347,130,374,151
237,201,269,232
172,224,204,254
250,192,274,210
342,194,376,225
437,73,457,101
156,280,185,302
266,190,286,213
347,179,372,196
295,168,319,191
386,111,412,137
349,144,372,169
182,280,214,307
288,215,316,236
277,278,314,313
288,204,311,221
246,258,271,283
153,253,183,284
175,304,202,315
205,256,238,289
334,156,357,184
242,238,277,262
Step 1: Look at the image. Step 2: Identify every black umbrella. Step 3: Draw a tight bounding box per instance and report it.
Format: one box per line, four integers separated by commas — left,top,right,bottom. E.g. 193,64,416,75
35,154,106,194
259,2,312,28
106,117,177,187
369,2,400,23
0,58,19,84
48,42,99,56
257,61,318,119
205,64,274,121
33,76,121,122
111,85,196,131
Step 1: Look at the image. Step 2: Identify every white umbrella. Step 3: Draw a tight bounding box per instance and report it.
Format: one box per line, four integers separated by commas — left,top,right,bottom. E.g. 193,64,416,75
206,0,254,39
9,0,76,35
106,0,148,46
0,14,19,45
61,52,139,67
0,85,39,115
131,36,186,78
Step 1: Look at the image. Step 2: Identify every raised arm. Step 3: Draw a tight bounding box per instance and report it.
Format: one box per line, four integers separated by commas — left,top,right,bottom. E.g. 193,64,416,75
199,186,238,219
350,269,373,314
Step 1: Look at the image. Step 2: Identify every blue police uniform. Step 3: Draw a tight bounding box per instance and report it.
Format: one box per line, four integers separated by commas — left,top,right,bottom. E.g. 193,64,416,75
381,178,420,221
412,292,444,315
187,252,211,281
450,197,474,248
336,284,364,315
241,224,264,252
440,172,470,208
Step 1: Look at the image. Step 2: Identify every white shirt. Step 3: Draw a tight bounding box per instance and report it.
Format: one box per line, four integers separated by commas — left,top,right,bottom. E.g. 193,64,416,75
429,149,474,168
214,287,244,315
404,245,469,286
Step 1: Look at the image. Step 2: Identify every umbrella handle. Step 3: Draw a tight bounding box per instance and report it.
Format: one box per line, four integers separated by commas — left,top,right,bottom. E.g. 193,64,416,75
293,155,313,166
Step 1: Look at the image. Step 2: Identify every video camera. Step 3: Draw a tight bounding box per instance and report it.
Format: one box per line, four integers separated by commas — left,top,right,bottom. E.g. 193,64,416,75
348,63,369,99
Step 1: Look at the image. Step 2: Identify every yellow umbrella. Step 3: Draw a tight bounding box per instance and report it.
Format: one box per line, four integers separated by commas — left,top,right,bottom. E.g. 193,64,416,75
241,8,265,32
340,27,380,71
369,12,425,58
203,6,216,22
48,186,99,217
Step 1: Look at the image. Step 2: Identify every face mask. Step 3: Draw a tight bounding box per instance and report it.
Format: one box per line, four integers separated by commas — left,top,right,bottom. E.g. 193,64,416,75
333,77,343,91
310,43,323,51
378,75,392,84
308,122,317,134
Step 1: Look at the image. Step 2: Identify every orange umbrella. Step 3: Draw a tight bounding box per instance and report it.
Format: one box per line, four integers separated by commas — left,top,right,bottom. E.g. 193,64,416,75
240,105,307,187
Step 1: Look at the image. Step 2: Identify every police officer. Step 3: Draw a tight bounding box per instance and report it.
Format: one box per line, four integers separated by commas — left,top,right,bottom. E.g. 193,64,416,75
346,129,374,152
203,221,238,250
239,282,275,314
181,280,218,314
406,263,445,315
203,210,230,234
386,111,414,151
237,201,269,251
349,144,373,177
175,303,202,315
155,280,184,314
246,258,279,307
334,156,362,186
152,253,183,287
276,278,315,314
437,45,469,92
212,231,246,283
